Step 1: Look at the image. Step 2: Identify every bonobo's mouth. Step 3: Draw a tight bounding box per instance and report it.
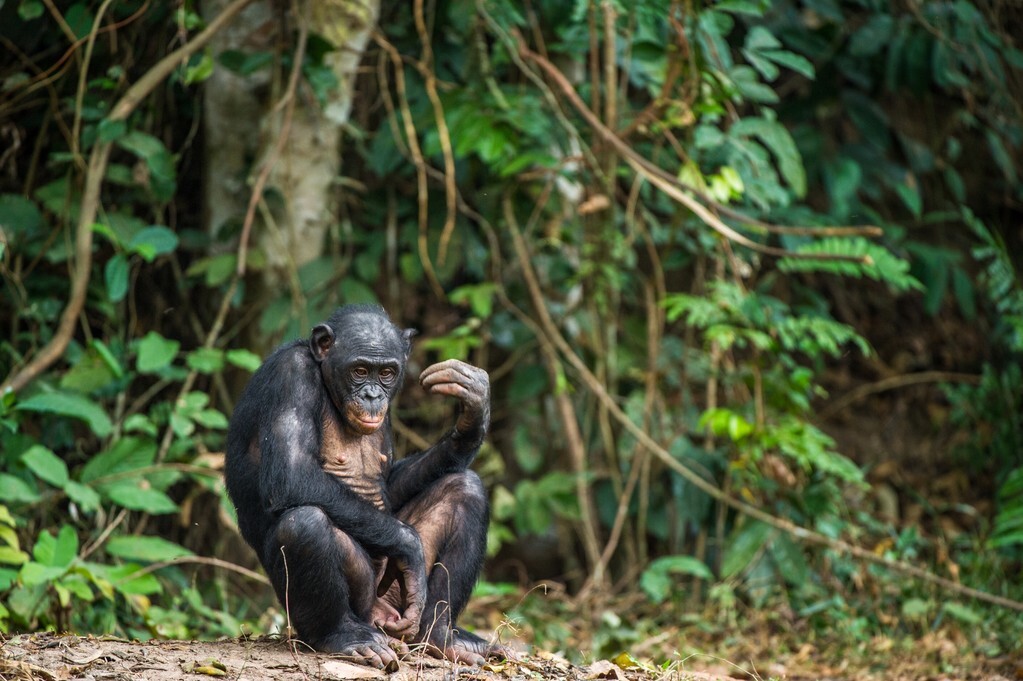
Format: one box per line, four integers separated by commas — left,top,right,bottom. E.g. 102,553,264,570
356,414,385,430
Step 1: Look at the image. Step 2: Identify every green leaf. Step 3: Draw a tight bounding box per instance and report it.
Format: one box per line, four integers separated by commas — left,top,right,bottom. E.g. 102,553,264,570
96,563,162,595
985,129,1018,185
731,116,806,197
105,253,129,303
123,413,158,436
186,347,224,373
61,346,117,393
33,526,77,568
895,181,922,219
106,536,193,562
778,238,923,293
699,408,754,441
80,436,157,484
722,521,771,579
52,525,79,567
0,547,30,565
0,194,43,237
186,253,237,286
20,445,69,488
103,482,178,515
91,221,120,246
128,226,179,262
192,409,228,429
16,392,113,437
217,49,274,76
64,481,101,512
17,0,44,21
116,131,177,201
0,474,40,504
92,339,125,378
640,555,714,603
763,50,815,79
769,534,809,586
450,283,498,318
184,50,215,84
97,118,127,143
849,14,894,57
136,331,180,373
901,598,931,619
20,562,66,585
941,602,983,625
225,349,262,372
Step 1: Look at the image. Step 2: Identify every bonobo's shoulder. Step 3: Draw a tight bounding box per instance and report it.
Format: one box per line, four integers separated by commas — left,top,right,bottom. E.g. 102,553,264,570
260,338,317,374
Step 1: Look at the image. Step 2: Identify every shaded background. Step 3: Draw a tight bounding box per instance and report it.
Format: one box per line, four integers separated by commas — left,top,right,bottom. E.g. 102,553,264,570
0,0,1021,674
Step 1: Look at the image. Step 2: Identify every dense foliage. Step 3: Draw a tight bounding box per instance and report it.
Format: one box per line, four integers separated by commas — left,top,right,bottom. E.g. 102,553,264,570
1,0,1021,667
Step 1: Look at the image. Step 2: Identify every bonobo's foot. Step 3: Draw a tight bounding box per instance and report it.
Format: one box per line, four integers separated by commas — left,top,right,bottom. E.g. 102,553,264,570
315,623,402,671
422,627,509,666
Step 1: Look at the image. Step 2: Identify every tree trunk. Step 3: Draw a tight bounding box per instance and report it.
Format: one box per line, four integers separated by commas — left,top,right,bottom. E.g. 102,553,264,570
203,0,379,343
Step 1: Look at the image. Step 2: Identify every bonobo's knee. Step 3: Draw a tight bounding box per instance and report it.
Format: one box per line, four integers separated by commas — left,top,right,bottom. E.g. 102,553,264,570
269,506,333,559
436,470,486,508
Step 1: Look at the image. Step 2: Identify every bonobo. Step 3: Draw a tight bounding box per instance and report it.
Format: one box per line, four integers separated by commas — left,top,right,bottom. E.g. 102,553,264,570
225,304,500,668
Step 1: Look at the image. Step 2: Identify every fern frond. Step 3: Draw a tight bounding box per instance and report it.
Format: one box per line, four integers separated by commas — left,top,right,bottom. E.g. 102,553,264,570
778,237,922,293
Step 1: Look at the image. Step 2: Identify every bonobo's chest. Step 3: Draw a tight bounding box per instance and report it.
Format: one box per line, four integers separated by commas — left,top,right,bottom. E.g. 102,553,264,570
320,409,391,511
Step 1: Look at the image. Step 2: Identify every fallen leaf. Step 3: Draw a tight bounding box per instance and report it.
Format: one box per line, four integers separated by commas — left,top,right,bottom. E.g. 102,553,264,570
181,658,228,676
585,659,625,680
320,659,386,679
612,651,641,669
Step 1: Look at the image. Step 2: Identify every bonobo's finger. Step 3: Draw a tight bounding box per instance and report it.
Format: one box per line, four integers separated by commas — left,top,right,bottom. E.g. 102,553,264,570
376,559,400,597
419,358,480,382
420,361,489,397
401,564,425,629
379,615,418,637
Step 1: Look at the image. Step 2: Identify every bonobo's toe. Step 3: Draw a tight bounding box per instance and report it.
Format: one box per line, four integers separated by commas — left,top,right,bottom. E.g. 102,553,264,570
423,627,506,666
317,628,400,670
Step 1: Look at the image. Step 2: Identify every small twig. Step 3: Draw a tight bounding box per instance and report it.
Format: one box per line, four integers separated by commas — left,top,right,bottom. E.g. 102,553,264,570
113,555,270,585
819,371,981,421
413,0,458,267
80,508,128,560
71,0,116,169
374,32,445,299
503,196,605,588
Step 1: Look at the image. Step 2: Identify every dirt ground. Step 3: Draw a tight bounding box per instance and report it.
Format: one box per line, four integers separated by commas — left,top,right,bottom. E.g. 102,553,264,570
0,633,739,681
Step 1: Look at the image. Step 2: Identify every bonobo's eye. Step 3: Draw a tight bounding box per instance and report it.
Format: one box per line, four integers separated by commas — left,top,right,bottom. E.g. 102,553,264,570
379,367,396,383
351,366,370,381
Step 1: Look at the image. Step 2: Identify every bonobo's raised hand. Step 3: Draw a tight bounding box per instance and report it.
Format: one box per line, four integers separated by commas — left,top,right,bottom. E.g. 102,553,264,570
419,360,490,436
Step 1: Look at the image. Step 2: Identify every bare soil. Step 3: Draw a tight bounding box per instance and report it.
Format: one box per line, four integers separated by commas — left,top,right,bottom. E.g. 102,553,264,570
0,633,736,681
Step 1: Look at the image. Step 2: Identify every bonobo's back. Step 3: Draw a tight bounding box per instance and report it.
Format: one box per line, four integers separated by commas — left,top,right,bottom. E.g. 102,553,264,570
224,338,314,550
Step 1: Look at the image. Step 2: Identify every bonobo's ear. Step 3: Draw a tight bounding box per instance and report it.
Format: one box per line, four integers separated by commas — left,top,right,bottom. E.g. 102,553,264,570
310,324,335,362
401,328,417,361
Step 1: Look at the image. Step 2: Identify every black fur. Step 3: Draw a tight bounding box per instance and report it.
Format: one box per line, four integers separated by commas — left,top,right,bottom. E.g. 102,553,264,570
225,304,490,659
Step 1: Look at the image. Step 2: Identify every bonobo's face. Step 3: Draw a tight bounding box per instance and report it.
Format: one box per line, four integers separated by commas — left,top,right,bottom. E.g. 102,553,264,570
310,309,413,435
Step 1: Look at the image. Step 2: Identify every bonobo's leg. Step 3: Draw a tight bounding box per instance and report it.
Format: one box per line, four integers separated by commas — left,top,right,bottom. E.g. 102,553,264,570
262,506,399,669
393,471,501,665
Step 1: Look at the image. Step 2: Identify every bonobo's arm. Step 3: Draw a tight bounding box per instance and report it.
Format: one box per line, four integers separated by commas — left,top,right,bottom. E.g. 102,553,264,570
257,348,426,632
388,359,490,509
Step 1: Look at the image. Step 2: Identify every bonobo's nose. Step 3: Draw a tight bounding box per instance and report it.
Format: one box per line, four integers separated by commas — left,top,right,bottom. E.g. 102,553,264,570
362,386,386,414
